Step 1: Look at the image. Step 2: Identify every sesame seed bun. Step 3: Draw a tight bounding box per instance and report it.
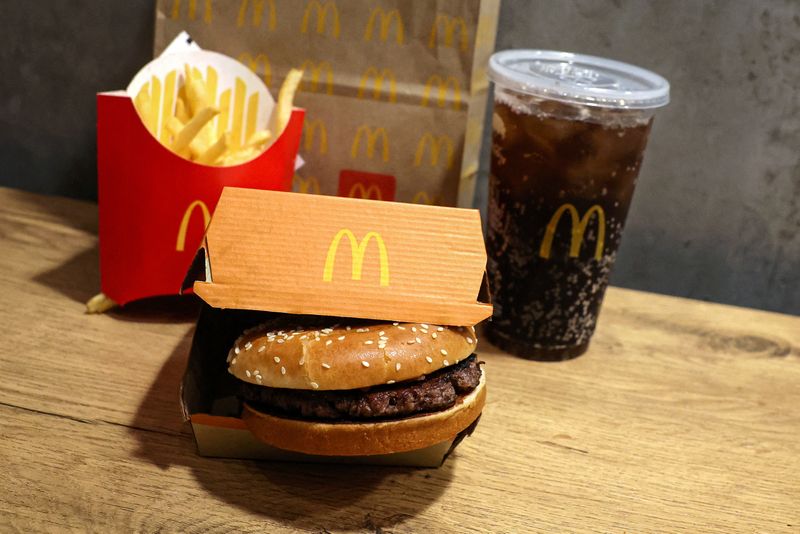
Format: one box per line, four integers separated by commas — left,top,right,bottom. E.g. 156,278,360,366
242,372,486,456
228,321,478,391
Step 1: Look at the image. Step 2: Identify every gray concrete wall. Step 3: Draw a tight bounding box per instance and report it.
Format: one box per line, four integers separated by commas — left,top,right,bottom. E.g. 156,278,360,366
1,1,798,315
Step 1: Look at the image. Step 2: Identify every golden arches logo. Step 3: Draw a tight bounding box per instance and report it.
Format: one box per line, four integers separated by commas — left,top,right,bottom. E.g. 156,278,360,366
299,60,334,94
323,229,389,286
301,0,340,38
428,14,469,51
539,204,606,261
364,8,404,44
238,52,272,87
170,0,213,23
412,191,443,205
357,67,397,103
176,200,211,252
237,0,276,29
421,75,461,109
414,133,454,169
294,175,321,194
348,183,382,200
351,126,389,161
304,119,328,154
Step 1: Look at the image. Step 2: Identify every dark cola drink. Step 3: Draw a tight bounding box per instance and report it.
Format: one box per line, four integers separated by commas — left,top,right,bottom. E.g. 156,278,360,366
486,51,669,360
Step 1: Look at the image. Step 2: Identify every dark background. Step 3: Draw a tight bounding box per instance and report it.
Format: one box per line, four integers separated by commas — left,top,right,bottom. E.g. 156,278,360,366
1,0,798,315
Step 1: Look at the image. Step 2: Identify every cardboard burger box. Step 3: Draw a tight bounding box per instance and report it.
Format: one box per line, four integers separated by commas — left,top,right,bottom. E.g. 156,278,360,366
96,35,304,306
180,187,492,466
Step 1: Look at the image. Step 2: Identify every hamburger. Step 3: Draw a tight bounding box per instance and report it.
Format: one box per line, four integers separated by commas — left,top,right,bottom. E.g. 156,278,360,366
226,318,486,456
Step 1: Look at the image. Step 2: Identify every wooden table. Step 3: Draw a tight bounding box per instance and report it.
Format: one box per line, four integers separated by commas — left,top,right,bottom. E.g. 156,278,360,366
1,186,798,533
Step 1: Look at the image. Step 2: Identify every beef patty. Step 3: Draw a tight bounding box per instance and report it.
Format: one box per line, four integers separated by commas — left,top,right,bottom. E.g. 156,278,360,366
240,355,482,421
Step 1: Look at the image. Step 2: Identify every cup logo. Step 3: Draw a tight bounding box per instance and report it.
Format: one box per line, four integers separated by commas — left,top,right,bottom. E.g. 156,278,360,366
301,0,340,38
170,0,213,23
238,52,272,87
421,75,461,109
363,8,404,44
294,175,321,194
414,133,454,169
428,14,469,51
351,126,389,161
323,229,390,286
357,67,397,103
176,200,211,251
298,60,334,94
539,204,606,261
237,0,276,29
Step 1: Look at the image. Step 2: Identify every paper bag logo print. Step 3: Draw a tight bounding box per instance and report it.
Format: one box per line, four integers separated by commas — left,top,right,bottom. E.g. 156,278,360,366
301,0,340,38
421,75,461,110
304,119,328,154
237,0,276,29
351,126,389,162
412,191,443,205
348,183,382,200
539,204,606,261
323,230,390,287
414,133,454,169
363,8,404,44
170,0,212,23
238,52,272,87
294,175,321,194
299,61,334,94
358,68,397,103
176,200,211,252
428,14,469,51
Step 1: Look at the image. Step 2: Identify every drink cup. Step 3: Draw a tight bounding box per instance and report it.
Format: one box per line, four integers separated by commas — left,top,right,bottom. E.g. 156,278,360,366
486,50,669,360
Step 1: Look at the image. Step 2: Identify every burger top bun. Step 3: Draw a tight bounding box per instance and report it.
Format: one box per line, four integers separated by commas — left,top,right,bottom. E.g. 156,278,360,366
228,320,478,390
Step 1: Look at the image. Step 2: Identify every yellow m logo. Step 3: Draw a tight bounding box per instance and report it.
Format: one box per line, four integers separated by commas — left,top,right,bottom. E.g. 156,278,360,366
170,0,213,23
299,60,334,94
349,183,382,200
236,0,276,29
351,126,389,161
323,229,389,286
429,14,468,51
414,133,454,169
301,0,340,38
412,191,443,205
238,52,272,87
294,175,321,194
304,119,328,154
176,200,211,252
357,67,397,103
421,74,461,109
364,8,404,44
539,204,606,261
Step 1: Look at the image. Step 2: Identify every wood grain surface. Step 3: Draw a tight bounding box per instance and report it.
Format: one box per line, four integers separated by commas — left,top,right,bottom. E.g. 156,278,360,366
0,186,798,533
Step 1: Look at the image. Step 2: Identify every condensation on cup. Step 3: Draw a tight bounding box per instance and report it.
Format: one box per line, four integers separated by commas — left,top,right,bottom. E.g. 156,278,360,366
486,50,670,360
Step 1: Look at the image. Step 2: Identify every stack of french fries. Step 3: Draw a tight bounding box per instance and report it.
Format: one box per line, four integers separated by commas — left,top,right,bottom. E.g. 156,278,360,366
132,66,303,167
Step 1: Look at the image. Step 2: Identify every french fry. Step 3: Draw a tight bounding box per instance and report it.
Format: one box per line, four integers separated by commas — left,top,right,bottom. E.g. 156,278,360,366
172,106,219,153
197,133,230,165
219,146,259,166
134,84,157,135
85,292,117,314
273,68,303,137
245,130,272,148
175,93,190,124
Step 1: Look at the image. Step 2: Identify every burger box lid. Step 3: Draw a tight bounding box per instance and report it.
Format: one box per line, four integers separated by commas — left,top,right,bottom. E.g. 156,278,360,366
179,186,492,466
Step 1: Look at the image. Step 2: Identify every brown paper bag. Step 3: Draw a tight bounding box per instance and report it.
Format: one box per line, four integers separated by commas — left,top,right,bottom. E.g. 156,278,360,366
155,0,500,207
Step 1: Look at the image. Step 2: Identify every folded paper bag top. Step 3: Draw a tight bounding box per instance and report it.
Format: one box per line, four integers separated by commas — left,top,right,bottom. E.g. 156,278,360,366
183,187,493,326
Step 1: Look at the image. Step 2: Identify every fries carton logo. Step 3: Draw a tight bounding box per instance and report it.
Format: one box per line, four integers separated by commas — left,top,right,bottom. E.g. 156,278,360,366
539,204,606,261
363,8,404,44
294,175,321,194
323,229,390,286
299,60,334,94
412,191,444,206
301,0,340,38
237,0,276,29
304,119,328,154
428,14,469,52
414,133,454,169
351,126,389,162
357,68,397,103
170,0,212,23
238,52,272,87
338,170,396,201
421,75,461,109
96,39,305,307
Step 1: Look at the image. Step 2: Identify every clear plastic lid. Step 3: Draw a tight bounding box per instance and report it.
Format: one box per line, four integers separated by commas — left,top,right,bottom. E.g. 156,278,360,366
488,50,670,110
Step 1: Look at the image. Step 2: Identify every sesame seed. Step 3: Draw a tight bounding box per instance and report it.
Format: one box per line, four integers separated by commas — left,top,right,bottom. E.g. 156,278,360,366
378,343,386,349
338,335,345,341
392,322,399,326
408,339,416,344
396,363,401,371
326,340,332,346
364,340,374,345
441,349,448,356
322,328,333,333
346,326,351,331
231,358,237,364
432,332,438,339
421,324,429,329
280,366,286,375
276,339,284,344
466,337,474,344
273,356,281,363
411,327,417,332
361,361,370,368
258,345,266,353
415,337,422,344
256,376,263,383
397,326,406,330
244,342,252,350
420,329,428,334
443,360,449,366
425,356,433,363
437,327,444,332
322,363,331,369
299,357,305,365
234,346,240,355
310,382,319,389
300,334,308,340
387,380,396,384
245,370,251,377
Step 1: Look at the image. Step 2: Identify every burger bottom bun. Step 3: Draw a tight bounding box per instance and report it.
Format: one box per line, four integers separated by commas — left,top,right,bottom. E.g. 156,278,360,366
242,373,486,456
